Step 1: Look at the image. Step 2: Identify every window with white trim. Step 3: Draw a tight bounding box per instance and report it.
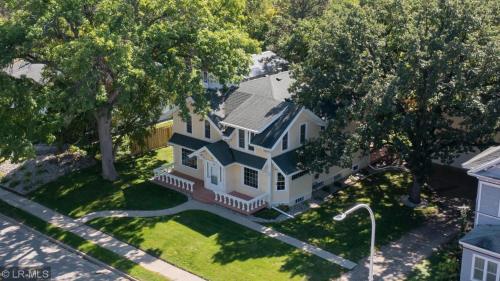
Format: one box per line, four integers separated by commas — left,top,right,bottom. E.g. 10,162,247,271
276,172,285,191
243,167,258,188
204,120,211,139
282,132,288,150
186,116,192,134
181,148,197,169
300,123,306,144
238,129,245,148
472,255,499,281
248,132,255,151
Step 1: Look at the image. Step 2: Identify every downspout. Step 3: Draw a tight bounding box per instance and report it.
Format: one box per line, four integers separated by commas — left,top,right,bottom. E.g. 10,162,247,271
267,152,273,206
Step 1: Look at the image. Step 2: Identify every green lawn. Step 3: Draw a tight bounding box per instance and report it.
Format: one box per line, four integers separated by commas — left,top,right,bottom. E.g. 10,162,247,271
407,236,461,280
29,147,186,218
0,200,170,281
89,210,344,281
269,172,438,262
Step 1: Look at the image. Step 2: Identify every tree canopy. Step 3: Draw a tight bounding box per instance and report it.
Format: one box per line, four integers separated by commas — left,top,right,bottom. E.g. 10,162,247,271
292,0,499,204
0,0,259,179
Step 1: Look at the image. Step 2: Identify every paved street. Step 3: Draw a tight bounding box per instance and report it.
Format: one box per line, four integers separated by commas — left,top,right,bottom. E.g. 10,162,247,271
0,217,128,281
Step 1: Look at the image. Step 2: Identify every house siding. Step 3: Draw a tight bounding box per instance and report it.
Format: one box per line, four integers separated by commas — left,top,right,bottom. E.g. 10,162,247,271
172,144,204,180
289,173,313,205
460,247,500,281
272,111,322,156
476,182,500,226
225,164,270,198
172,108,221,142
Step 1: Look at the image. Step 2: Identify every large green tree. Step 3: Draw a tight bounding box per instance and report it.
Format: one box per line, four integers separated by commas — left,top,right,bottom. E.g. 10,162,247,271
292,0,499,204
1,0,258,180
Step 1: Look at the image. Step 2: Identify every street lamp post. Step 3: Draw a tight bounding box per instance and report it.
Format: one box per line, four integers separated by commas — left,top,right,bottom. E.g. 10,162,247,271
333,203,376,281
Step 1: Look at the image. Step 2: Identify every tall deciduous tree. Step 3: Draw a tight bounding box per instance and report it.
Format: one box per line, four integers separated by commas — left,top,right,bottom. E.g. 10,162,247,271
0,0,258,180
292,0,499,204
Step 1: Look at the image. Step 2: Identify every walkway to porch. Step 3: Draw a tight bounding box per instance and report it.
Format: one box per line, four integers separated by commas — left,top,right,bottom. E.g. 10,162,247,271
152,170,267,215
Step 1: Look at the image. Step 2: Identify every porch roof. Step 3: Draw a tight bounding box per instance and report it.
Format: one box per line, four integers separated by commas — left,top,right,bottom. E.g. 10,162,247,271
460,225,500,255
272,149,300,175
168,133,209,150
204,141,267,170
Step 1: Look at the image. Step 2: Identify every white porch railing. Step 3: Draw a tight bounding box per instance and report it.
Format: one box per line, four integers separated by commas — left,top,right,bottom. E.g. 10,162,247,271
213,191,268,213
153,164,194,193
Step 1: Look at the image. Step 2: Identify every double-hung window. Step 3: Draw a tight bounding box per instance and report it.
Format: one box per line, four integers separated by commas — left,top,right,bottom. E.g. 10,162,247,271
238,129,245,148
276,172,285,191
204,120,211,139
300,124,307,144
473,255,499,281
243,167,258,188
248,132,255,151
186,116,192,134
282,132,288,150
181,148,197,169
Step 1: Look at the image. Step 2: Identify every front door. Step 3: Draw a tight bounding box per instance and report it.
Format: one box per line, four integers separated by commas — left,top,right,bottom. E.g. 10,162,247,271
205,160,223,191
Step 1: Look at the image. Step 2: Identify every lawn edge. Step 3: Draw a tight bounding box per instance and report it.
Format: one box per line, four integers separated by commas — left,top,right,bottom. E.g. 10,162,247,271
0,199,171,281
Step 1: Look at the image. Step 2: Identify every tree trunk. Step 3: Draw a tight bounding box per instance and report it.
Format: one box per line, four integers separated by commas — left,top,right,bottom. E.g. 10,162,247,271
408,173,422,204
96,106,119,181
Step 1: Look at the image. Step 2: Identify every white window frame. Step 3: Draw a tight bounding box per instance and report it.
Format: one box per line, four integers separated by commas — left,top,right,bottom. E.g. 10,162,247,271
471,254,500,281
181,148,197,170
238,129,245,149
186,116,192,134
204,120,211,139
282,132,289,151
276,171,287,191
299,123,307,145
241,166,259,189
247,131,255,151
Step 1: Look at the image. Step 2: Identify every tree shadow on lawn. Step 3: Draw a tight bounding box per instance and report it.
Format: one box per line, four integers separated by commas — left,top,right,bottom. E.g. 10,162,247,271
89,210,344,281
29,149,186,218
269,172,436,262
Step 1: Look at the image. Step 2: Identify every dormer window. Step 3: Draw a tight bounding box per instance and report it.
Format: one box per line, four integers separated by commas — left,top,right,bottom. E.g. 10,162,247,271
282,132,288,150
300,123,307,144
186,116,192,134
204,120,211,139
238,129,245,148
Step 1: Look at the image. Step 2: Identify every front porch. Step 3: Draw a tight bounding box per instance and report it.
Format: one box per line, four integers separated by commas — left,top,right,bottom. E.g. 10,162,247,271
152,165,268,215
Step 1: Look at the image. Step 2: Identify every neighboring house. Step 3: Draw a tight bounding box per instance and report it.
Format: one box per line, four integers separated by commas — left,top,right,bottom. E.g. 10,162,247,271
153,71,369,214
459,146,500,281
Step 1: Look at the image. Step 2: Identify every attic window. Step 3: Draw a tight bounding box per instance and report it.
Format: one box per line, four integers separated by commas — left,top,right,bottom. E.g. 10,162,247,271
204,120,211,139
238,129,245,148
186,116,192,134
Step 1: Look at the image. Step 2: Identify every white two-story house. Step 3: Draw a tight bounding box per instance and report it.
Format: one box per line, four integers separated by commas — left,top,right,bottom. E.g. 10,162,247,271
153,71,369,214
459,146,500,281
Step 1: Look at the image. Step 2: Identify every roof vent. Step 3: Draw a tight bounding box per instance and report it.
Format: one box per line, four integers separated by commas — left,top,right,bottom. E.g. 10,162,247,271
276,77,282,81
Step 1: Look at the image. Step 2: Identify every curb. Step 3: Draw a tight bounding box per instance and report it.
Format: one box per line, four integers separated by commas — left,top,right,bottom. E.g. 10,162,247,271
0,212,139,281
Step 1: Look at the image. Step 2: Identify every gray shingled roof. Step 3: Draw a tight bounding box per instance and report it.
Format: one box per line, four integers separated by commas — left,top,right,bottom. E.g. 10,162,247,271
460,225,500,254
251,104,302,149
221,96,287,132
272,149,300,175
168,133,209,150
205,140,267,170
462,146,500,170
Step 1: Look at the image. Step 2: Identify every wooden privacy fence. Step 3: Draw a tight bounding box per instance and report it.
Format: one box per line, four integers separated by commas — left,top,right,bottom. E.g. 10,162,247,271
131,121,173,154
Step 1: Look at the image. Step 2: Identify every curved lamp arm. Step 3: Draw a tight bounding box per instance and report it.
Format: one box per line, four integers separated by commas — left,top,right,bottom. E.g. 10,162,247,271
334,203,376,281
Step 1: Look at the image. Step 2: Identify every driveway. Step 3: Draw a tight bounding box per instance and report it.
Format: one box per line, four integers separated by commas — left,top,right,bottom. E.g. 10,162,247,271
0,217,128,281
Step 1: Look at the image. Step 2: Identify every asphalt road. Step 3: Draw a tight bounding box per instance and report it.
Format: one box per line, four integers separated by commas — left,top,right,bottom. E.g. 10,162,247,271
0,216,128,281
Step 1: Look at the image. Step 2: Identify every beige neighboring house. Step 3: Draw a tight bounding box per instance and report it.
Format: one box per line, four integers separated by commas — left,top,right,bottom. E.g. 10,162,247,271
153,71,369,214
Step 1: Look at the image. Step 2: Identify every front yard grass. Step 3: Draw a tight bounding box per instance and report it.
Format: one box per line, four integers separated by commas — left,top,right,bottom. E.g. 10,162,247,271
0,200,170,281
269,171,438,263
88,210,344,281
29,147,186,218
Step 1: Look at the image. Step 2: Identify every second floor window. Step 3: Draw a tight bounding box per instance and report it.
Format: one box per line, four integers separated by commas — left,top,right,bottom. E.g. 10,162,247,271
238,129,245,148
248,132,255,151
204,120,210,139
300,123,306,144
186,116,192,134
282,132,288,150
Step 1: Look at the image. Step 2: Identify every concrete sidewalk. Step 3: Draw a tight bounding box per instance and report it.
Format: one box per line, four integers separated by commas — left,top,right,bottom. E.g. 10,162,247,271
0,188,205,281
336,210,460,280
